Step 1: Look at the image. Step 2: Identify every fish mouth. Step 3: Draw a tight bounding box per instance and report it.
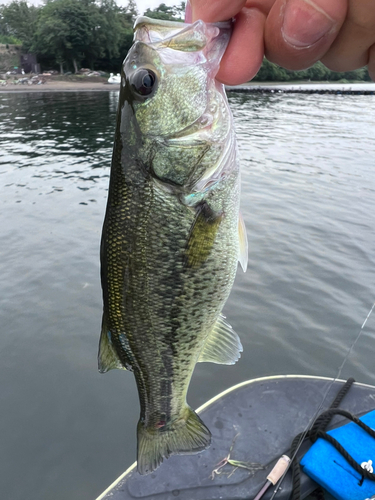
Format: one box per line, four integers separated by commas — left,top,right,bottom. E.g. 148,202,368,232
134,16,232,31
134,16,232,48
135,16,189,34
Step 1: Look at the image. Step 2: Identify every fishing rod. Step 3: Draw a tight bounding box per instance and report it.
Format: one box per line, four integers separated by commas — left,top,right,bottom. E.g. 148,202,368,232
252,300,375,500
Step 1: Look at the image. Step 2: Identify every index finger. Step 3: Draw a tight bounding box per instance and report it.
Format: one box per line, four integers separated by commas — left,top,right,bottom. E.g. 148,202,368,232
191,0,272,84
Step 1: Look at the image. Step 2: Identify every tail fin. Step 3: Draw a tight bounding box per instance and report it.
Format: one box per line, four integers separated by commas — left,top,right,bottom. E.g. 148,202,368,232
137,406,211,475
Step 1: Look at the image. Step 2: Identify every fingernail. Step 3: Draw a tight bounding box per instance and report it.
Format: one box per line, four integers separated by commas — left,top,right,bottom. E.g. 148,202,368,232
282,0,336,48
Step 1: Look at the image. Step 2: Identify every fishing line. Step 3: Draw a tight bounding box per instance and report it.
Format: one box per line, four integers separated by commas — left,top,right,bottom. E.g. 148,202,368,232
268,300,375,500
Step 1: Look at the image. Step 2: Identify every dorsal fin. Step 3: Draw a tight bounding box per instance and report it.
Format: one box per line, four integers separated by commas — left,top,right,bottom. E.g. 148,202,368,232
198,314,242,365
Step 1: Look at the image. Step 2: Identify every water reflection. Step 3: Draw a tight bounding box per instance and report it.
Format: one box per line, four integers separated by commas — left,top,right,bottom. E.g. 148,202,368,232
0,92,118,179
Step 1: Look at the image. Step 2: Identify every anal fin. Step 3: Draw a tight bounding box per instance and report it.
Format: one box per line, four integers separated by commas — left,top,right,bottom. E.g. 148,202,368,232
198,314,242,365
98,314,126,373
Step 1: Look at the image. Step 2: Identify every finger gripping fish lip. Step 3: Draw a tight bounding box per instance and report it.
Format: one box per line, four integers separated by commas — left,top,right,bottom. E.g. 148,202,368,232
134,16,232,51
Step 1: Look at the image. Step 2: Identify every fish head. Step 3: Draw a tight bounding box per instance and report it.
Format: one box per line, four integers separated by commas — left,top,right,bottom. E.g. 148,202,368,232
120,17,234,191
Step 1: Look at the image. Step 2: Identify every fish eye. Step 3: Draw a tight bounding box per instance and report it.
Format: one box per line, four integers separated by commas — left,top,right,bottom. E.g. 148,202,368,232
130,69,157,97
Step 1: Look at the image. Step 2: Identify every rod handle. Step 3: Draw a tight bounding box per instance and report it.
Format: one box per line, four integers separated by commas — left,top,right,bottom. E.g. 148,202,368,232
267,455,291,485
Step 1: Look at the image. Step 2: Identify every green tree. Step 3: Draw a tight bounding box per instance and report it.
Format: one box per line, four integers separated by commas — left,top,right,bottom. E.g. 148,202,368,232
31,0,137,73
34,14,69,73
171,1,186,19
253,59,291,82
94,0,137,72
83,0,123,69
253,58,371,83
123,0,138,22
0,1,39,51
33,0,104,73
0,34,22,44
144,2,185,21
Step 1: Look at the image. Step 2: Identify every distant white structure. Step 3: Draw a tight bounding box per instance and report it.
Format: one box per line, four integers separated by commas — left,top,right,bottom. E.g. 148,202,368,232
108,73,121,84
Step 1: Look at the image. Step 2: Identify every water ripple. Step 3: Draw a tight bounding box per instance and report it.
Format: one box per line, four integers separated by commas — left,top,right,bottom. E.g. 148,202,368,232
0,90,374,500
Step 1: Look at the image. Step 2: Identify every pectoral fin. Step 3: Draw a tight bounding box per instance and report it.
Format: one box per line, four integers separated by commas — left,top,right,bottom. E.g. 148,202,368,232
198,314,242,365
238,212,248,272
185,201,223,269
98,314,126,373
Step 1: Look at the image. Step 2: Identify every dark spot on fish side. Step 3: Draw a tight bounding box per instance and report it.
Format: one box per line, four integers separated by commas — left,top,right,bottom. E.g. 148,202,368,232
214,420,223,429
172,490,180,497
185,201,223,269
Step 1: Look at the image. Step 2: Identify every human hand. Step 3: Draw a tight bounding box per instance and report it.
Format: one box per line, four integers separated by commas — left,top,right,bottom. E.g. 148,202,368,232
188,0,375,85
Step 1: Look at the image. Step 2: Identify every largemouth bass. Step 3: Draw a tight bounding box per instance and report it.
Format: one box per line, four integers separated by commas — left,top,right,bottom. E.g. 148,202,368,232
99,16,248,475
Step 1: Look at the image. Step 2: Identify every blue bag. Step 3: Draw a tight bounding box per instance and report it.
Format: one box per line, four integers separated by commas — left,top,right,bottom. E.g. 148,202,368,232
300,409,375,500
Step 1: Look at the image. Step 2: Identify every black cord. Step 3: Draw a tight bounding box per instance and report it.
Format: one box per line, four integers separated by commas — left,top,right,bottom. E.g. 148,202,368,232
310,488,325,500
290,377,356,500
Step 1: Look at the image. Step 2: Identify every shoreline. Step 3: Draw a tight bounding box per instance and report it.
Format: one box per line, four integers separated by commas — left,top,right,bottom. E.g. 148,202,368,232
0,80,374,93
0,80,120,92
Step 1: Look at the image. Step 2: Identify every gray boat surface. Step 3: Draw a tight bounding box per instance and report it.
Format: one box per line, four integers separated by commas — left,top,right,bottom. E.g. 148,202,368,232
96,375,375,500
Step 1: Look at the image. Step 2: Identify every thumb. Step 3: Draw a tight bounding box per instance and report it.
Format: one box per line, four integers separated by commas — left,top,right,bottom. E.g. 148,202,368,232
264,0,348,70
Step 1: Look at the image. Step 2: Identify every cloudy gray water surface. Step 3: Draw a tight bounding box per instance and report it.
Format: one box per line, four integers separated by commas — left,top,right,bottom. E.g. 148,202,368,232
1,91,374,500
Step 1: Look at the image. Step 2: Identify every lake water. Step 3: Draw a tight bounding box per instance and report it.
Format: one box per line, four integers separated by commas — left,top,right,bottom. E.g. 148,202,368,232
1,90,374,500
